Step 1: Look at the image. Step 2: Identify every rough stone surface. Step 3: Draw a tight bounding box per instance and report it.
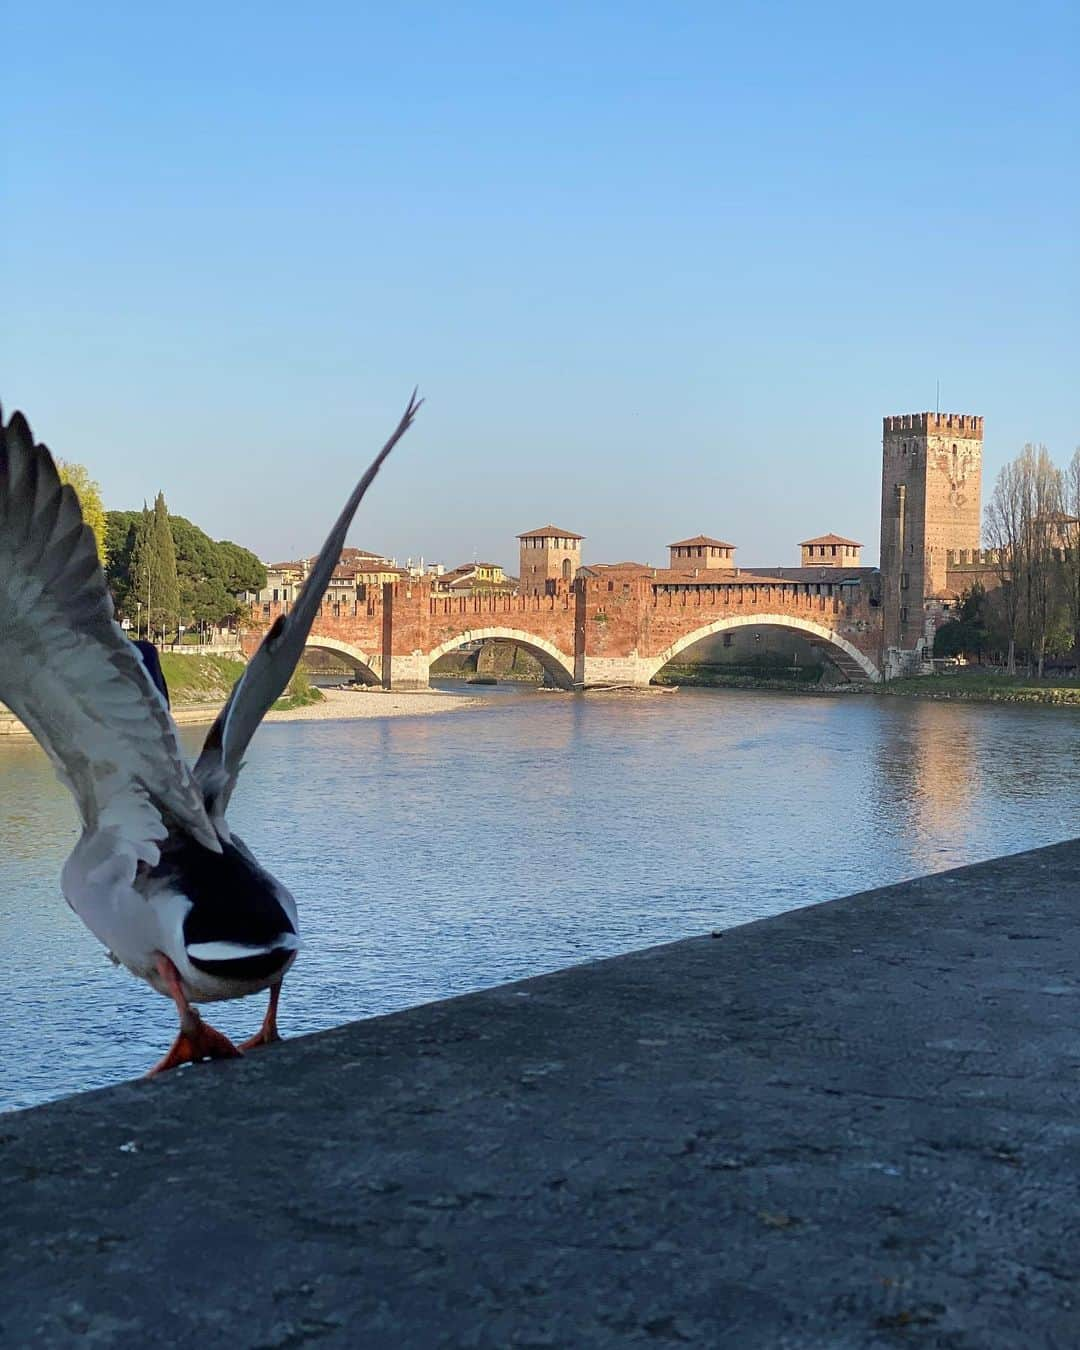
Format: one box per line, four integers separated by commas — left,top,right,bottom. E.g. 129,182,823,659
2,840,1079,1348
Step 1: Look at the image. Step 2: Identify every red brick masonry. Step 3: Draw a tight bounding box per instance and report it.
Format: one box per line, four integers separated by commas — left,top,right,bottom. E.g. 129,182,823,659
246,575,883,688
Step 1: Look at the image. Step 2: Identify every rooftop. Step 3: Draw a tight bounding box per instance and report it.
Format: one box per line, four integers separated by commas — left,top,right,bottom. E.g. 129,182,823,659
652,565,873,585
800,533,862,547
669,535,736,549
517,525,585,540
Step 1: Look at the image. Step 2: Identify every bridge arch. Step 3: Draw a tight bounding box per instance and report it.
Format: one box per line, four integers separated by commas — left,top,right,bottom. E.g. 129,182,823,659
648,614,881,684
427,628,576,690
303,637,381,685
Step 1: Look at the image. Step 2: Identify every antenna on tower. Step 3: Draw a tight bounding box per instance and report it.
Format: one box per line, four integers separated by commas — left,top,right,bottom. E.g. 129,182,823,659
936,379,940,415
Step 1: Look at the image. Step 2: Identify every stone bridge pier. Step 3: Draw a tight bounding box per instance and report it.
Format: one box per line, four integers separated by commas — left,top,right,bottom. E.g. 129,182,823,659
244,576,884,689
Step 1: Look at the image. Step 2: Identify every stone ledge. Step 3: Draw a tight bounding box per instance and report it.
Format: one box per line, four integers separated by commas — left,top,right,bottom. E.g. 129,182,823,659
2,839,1079,1347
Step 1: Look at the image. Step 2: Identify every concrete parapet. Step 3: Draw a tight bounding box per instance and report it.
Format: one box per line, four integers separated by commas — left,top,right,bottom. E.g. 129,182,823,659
2,839,1078,1345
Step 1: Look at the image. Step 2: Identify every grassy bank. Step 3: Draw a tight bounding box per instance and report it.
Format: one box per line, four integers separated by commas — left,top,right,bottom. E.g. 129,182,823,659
159,653,247,703
652,662,825,691
158,653,323,710
878,672,1080,706
649,661,1080,707
272,668,325,710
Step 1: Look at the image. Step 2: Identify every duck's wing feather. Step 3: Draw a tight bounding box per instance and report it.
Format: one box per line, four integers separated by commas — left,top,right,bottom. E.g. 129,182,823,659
194,391,421,820
0,407,220,862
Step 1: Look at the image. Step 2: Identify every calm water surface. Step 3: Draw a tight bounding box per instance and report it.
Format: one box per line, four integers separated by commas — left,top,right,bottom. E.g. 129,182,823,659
2,686,1078,1112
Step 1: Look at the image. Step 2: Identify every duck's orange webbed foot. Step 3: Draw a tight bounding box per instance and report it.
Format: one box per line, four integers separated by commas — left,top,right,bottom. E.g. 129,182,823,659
239,981,283,1052
146,1015,243,1077
145,952,243,1077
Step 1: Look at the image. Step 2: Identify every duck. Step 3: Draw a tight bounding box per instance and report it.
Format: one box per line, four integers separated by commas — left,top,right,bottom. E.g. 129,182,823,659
0,393,420,1075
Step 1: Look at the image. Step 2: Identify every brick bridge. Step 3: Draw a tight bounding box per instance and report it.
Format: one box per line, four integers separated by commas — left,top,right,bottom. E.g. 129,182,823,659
246,574,883,687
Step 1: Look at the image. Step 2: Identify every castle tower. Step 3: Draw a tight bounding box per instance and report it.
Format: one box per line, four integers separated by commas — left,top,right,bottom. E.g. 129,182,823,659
517,525,584,595
879,413,983,652
799,534,862,568
668,535,735,569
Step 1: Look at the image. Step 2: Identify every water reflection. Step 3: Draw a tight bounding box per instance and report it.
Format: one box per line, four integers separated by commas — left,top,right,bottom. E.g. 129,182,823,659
1,688,1078,1111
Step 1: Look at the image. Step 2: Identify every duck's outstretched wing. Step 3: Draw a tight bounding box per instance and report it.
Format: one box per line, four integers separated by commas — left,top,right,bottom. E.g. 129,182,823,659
0,407,220,861
194,391,421,820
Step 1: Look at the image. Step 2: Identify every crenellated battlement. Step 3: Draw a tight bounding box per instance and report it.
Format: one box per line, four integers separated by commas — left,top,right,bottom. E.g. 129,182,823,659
946,548,1001,568
883,412,983,436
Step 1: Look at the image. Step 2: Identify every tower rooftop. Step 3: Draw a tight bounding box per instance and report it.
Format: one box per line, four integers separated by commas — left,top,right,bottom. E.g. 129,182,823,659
800,533,862,548
517,525,584,540
669,535,735,549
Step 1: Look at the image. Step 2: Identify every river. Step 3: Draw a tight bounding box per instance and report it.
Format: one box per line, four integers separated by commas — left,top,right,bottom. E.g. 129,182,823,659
2,685,1078,1112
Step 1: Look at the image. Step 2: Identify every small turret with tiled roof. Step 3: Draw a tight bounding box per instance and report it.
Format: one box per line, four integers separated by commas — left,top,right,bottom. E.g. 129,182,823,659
517,524,584,594
668,535,736,569
799,534,862,567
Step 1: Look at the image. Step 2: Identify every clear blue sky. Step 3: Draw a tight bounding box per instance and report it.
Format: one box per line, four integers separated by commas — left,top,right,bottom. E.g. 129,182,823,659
3,1,1077,569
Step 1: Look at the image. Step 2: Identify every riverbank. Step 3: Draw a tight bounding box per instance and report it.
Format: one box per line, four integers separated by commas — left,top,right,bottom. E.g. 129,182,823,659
877,671,1080,705
175,685,485,727
658,664,1080,706
0,685,485,737
3,838,1078,1346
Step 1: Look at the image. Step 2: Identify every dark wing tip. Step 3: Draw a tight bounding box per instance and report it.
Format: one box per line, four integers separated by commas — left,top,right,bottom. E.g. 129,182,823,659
396,388,424,438
6,410,35,450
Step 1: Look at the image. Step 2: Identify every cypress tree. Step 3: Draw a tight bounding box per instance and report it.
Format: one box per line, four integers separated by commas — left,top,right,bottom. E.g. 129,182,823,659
127,494,180,641
150,491,180,641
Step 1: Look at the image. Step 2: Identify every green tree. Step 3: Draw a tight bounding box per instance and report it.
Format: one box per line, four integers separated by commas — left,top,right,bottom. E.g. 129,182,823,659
56,461,107,562
106,506,266,634
216,539,267,595
127,506,153,637
933,586,990,662
128,494,180,641
170,518,265,633
170,515,222,631
104,509,142,617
